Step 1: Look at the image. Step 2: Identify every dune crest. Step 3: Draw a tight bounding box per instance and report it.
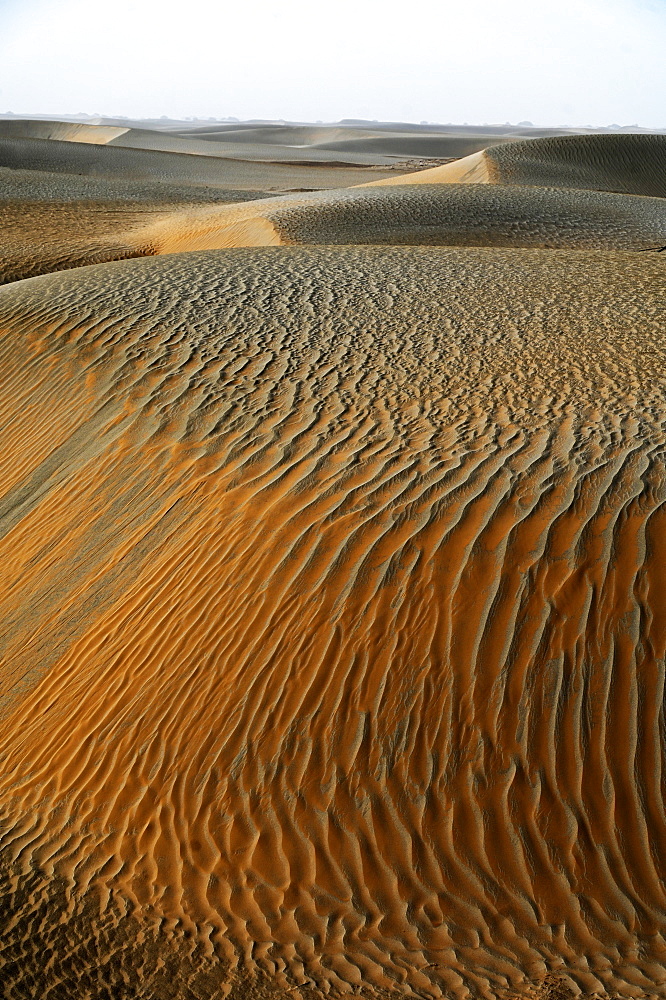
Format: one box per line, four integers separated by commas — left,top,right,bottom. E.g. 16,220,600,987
361,149,494,186
0,119,129,144
365,133,666,197
3,183,666,284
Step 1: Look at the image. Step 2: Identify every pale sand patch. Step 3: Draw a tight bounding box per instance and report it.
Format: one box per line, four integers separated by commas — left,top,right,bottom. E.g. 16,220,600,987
359,149,493,186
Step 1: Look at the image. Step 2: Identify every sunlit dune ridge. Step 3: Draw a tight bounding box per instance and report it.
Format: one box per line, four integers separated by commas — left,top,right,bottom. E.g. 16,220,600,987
0,247,665,997
138,183,666,252
2,182,666,285
365,133,666,197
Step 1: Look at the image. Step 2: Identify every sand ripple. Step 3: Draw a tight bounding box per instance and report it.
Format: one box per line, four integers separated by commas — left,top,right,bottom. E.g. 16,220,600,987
370,134,666,198
0,248,665,996
2,183,665,285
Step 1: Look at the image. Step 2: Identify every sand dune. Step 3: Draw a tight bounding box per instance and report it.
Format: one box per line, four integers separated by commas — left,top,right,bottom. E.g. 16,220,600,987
3,119,621,171
368,133,666,196
0,136,400,195
1,123,666,998
160,125,521,160
175,123,394,144
3,182,665,284
134,185,666,260
0,246,666,997
0,119,480,175
0,120,408,166
161,183,665,251
0,165,274,286
10,116,644,140
310,135,516,159
0,163,274,206
0,118,130,144
106,129,404,165
364,150,493,186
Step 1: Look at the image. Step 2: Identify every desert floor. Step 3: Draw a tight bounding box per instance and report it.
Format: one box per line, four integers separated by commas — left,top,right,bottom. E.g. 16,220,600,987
0,118,665,1000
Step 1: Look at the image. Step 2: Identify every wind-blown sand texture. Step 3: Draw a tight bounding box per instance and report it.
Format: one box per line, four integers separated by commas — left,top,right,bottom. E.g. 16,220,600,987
0,124,665,999
367,134,666,197
0,118,583,163
3,183,666,284
134,184,666,253
0,135,405,197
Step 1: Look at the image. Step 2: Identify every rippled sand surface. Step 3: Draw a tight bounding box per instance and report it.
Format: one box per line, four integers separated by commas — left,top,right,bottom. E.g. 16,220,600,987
370,134,666,197
0,127,666,999
139,184,666,252
3,184,666,284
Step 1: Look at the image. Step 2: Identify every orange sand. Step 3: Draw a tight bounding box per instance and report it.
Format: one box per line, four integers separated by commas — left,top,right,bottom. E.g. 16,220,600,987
0,247,665,997
0,126,666,999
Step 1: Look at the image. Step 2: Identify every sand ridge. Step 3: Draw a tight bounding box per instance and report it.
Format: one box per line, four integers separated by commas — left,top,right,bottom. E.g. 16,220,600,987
3,183,666,284
0,247,665,996
152,183,666,251
0,135,404,196
365,133,666,197
1,122,666,997
0,118,551,164
0,119,409,165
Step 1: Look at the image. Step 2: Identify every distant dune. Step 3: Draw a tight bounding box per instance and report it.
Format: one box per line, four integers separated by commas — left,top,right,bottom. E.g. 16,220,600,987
0,119,130,144
0,118,586,162
0,120,405,166
367,133,666,197
0,118,501,171
0,135,402,195
1,120,666,999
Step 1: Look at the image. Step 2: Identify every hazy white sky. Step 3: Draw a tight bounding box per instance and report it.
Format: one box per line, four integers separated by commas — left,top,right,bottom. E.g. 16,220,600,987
0,0,665,127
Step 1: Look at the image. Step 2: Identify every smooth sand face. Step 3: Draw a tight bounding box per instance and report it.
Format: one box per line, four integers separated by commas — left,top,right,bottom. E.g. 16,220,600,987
362,150,494,186
0,119,130,143
0,118,537,163
1,247,666,997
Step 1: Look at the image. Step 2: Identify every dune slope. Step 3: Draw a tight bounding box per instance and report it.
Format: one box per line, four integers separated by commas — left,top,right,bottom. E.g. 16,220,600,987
368,133,666,196
0,119,492,165
0,247,665,997
3,182,666,285
169,184,666,251
0,119,129,143
0,136,398,195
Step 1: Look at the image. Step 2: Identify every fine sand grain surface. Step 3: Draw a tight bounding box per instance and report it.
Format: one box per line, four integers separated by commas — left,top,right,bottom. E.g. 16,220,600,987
367,133,666,197
3,183,666,284
0,135,403,195
0,124,665,999
133,184,666,253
